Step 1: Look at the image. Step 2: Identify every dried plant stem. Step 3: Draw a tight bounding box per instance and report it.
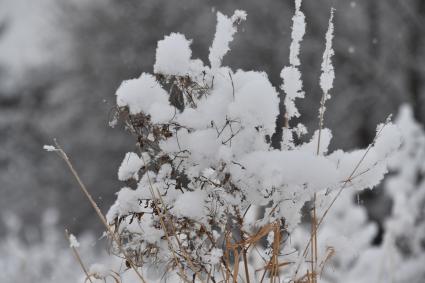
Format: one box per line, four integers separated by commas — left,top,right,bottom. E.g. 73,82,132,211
65,229,93,283
242,248,251,283
232,248,240,283
255,222,282,283
270,224,279,283
310,193,318,283
307,85,329,283
52,142,147,283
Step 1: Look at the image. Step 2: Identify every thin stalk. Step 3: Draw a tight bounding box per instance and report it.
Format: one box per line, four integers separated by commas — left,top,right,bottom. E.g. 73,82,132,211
51,142,146,283
242,248,251,283
65,229,93,283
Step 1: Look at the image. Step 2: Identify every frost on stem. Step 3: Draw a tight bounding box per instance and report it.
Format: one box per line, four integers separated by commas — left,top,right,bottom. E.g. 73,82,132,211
209,10,247,71
319,9,335,99
68,233,80,248
318,9,335,139
104,3,401,282
280,0,306,147
43,144,57,152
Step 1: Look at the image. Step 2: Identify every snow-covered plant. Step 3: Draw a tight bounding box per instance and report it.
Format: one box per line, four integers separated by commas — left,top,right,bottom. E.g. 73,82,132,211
292,105,425,283
290,186,378,283
367,105,425,283
384,105,425,267
344,106,425,283
101,2,401,282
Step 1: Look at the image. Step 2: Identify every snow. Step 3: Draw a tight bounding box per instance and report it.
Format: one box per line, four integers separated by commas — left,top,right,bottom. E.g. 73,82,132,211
107,187,144,221
289,0,306,66
117,152,144,181
172,190,207,221
294,105,425,283
209,11,246,70
228,71,279,134
231,9,247,23
281,0,306,122
115,73,174,123
154,33,192,76
281,66,304,119
319,9,335,98
374,122,402,160
299,128,332,154
43,145,57,152
233,150,339,194
89,263,109,279
68,234,80,248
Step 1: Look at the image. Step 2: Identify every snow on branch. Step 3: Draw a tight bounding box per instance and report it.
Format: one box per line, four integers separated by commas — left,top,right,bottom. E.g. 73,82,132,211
318,8,335,124
320,9,335,98
289,0,306,66
281,0,306,125
209,10,246,71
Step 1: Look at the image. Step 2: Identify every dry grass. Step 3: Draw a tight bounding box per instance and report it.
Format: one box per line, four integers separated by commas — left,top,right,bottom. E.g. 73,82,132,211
65,229,93,283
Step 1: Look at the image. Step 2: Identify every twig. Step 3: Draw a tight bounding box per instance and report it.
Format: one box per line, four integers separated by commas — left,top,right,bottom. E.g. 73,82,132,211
49,141,147,283
65,229,93,283
228,72,235,100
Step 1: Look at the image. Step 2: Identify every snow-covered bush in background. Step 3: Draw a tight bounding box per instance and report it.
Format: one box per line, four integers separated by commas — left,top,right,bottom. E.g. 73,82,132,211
291,189,377,283
293,105,425,283
101,1,402,282
0,210,107,283
354,106,425,283
380,105,425,282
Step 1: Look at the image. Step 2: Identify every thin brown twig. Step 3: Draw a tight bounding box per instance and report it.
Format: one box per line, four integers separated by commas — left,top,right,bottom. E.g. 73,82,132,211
242,248,251,283
50,141,147,283
65,229,93,283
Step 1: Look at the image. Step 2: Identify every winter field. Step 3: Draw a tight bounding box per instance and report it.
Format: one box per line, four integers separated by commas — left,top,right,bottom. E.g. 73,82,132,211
1,0,425,282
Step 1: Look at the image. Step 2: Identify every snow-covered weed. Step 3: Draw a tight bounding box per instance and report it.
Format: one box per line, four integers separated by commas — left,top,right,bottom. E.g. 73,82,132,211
294,105,425,283
46,1,403,282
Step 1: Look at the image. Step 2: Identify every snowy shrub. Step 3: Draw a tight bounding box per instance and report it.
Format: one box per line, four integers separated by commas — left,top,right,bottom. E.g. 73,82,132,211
375,106,425,283
386,106,425,241
46,1,402,282
292,105,425,283
290,185,379,283
351,106,425,283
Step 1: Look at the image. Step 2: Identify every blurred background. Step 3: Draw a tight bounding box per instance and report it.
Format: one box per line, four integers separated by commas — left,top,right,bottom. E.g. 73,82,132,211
0,0,424,281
